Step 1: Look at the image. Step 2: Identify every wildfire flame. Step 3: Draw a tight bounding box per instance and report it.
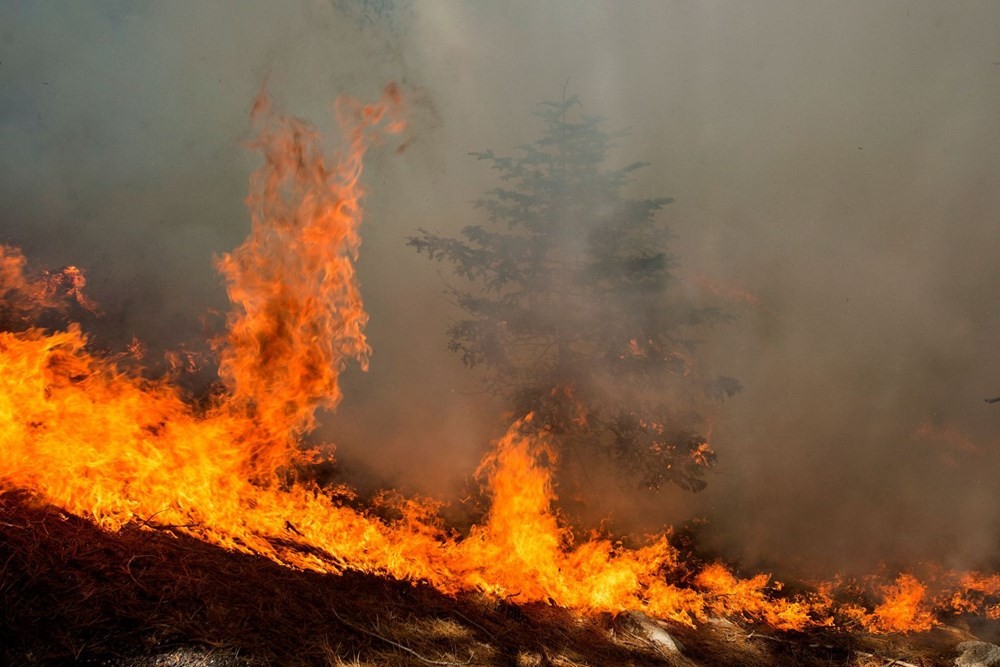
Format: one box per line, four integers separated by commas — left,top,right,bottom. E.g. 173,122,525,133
0,245,97,327
214,85,404,477
1,85,998,636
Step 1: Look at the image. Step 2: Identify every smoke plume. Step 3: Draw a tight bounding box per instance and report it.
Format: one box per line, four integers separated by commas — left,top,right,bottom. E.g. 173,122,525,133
2,0,999,576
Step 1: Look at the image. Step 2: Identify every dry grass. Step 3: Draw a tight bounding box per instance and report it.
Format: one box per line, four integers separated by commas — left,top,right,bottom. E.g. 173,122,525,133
0,490,990,666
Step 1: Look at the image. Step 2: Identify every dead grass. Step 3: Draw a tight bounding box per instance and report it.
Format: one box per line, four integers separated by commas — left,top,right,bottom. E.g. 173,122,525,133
0,490,991,666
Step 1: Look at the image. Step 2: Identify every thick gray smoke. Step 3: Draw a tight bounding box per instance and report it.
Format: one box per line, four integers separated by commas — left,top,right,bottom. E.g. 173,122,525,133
2,1,999,575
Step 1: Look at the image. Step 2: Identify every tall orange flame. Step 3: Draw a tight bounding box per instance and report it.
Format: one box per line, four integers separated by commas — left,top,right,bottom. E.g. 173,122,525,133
216,84,404,477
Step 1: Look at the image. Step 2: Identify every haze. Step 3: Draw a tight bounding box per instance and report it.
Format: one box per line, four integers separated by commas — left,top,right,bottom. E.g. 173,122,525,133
2,0,999,576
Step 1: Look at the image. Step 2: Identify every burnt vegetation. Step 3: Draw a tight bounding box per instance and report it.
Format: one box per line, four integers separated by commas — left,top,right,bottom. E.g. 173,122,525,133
0,491,976,667
409,96,740,493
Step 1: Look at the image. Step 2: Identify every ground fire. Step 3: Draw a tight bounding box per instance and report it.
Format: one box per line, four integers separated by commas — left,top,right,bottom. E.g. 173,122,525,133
1,87,999,666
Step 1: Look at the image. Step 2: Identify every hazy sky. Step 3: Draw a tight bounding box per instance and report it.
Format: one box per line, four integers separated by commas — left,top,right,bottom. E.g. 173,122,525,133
3,0,1000,575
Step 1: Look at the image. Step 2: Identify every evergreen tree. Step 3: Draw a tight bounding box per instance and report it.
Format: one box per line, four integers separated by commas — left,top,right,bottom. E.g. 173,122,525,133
409,96,738,492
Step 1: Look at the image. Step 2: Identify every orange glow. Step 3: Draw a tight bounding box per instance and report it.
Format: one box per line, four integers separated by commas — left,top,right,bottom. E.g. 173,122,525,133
688,271,766,311
1,86,998,637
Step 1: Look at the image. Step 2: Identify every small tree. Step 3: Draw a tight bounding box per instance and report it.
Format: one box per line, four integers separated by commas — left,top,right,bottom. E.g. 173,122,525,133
409,96,738,492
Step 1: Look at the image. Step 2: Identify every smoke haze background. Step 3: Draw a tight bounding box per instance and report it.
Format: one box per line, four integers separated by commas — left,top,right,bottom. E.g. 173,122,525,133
2,0,999,576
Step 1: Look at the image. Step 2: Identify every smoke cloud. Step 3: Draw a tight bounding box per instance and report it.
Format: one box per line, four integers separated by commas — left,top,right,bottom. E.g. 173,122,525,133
3,0,999,576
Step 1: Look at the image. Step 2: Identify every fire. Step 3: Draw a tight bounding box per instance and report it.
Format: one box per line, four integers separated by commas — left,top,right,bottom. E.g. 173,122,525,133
454,417,702,624
861,574,935,633
688,271,766,310
694,563,831,631
943,572,1000,619
1,85,998,638
215,84,405,477
0,245,97,327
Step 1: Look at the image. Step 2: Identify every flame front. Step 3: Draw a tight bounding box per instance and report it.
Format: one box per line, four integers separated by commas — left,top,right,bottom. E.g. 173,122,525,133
1,86,998,636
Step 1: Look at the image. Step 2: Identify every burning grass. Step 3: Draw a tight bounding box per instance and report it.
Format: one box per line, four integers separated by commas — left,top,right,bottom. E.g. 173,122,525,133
2,85,1000,665
0,490,984,666
0,490,666,666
